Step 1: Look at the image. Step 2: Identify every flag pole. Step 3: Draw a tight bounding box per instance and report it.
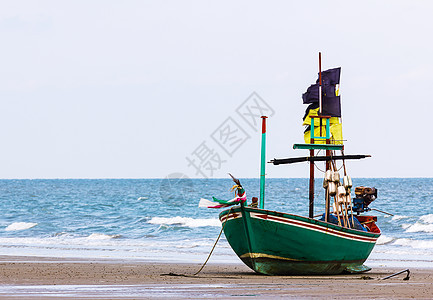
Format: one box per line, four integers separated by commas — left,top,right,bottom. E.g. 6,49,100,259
259,116,268,209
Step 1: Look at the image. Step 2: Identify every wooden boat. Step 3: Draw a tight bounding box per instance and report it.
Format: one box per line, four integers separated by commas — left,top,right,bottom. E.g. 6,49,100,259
219,205,380,275
214,53,381,275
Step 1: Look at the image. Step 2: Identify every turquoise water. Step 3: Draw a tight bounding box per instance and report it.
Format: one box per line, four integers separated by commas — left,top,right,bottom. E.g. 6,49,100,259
0,178,432,268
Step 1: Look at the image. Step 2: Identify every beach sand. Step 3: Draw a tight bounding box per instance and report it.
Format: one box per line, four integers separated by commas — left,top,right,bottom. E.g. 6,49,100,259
0,256,431,299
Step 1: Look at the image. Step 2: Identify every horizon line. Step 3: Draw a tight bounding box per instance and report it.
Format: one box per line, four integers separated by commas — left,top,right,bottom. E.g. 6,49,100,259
1,177,432,180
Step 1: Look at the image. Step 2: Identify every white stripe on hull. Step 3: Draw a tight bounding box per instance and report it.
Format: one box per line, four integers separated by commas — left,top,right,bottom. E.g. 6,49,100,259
220,212,242,223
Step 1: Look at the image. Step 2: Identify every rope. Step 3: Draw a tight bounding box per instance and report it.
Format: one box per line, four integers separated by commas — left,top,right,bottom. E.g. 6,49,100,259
160,207,233,277
193,207,232,275
315,159,344,173
313,149,325,173
312,149,344,173
314,163,325,173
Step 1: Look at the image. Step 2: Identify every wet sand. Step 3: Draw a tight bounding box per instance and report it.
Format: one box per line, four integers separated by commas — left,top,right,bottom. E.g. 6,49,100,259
0,256,431,299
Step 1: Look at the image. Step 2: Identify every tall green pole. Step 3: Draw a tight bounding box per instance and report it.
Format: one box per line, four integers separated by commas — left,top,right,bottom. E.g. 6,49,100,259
260,116,268,209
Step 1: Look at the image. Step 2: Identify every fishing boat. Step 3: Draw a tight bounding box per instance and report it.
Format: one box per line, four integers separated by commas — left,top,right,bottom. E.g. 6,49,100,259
200,53,381,275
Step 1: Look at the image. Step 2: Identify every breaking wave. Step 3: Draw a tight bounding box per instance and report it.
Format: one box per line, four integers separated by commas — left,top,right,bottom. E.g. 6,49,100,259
392,215,410,221
420,214,433,224
404,223,433,233
5,222,38,231
376,235,394,245
86,233,121,240
148,216,220,228
393,238,433,249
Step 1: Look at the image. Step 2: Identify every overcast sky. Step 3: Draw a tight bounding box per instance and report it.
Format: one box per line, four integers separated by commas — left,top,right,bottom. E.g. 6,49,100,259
1,1,432,179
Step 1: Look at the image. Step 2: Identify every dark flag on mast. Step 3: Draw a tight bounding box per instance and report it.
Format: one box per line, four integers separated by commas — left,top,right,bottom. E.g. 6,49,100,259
302,83,320,104
302,67,341,117
321,67,341,85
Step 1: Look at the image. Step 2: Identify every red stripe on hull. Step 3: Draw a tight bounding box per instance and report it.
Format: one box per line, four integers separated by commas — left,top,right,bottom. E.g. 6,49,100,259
250,212,378,243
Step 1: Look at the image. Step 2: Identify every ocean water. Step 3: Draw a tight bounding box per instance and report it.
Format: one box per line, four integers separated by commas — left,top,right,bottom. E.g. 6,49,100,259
0,178,432,269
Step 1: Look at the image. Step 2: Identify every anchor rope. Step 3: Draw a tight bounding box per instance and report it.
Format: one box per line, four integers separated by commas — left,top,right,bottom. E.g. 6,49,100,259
160,208,233,277
193,207,232,276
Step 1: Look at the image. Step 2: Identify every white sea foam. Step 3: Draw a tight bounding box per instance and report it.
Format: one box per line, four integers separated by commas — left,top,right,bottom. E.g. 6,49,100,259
405,223,433,233
400,214,433,233
5,222,38,231
392,215,409,221
392,238,411,247
401,223,411,230
0,236,234,263
175,241,213,249
393,238,433,249
420,214,433,224
86,233,121,240
54,232,70,237
148,216,220,228
376,235,394,245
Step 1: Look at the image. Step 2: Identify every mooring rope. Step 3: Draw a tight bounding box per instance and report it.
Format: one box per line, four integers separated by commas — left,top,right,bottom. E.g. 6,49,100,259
193,207,232,275
161,207,232,277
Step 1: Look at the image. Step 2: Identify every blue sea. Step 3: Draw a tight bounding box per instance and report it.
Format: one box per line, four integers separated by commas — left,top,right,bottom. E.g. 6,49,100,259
0,178,432,269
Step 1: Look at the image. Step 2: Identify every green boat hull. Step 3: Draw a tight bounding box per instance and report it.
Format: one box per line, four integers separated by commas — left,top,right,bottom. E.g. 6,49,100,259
219,205,380,275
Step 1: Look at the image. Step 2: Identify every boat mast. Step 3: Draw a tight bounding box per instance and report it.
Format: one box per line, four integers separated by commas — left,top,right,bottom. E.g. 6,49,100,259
309,53,322,218
319,52,322,114
259,116,268,209
321,53,332,222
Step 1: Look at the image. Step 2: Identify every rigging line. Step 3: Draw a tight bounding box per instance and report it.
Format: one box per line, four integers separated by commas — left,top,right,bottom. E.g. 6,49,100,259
314,149,339,173
328,149,344,172
330,150,338,170
314,162,325,173
313,147,325,173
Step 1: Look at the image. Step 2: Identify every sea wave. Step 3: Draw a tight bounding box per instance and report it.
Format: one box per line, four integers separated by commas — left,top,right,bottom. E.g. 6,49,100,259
391,215,410,221
420,214,433,224
404,223,433,233
0,236,223,252
401,223,411,230
5,222,38,231
148,216,220,228
376,235,394,245
86,233,121,240
393,238,433,249
174,240,216,249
